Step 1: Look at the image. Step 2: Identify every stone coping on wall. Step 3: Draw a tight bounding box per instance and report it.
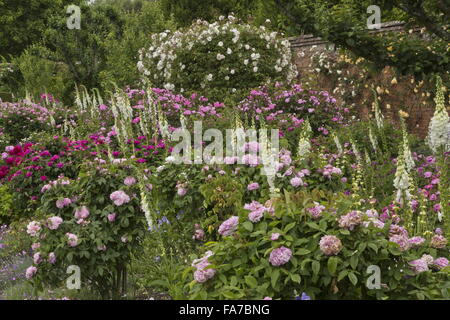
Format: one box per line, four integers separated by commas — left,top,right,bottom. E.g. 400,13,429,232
288,21,414,49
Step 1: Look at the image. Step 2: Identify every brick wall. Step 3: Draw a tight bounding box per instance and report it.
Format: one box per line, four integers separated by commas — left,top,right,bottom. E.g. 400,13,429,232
288,22,448,139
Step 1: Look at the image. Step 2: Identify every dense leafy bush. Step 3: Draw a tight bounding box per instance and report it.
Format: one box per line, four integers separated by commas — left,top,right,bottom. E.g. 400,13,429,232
183,190,450,300
15,46,75,103
27,163,147,298
138,16,298,101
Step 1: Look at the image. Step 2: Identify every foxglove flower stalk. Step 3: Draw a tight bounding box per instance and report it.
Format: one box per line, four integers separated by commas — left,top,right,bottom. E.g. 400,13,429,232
393,153,411,204
373,90,384,130
332,132,343,155
368,126,378,152
401,124,415,171
427,76,449,154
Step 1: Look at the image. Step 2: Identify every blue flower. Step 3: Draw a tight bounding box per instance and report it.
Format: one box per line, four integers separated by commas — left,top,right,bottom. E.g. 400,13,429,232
295,292,311,300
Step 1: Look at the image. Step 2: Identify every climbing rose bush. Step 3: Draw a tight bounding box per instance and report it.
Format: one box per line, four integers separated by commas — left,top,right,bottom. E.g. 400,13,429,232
138,15,298,101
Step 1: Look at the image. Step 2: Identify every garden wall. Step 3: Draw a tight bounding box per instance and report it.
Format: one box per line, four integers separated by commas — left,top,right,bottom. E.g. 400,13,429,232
288,22,447,139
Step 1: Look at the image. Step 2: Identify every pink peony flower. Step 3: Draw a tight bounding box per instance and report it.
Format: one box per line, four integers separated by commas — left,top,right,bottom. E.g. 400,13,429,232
177,187,188,196
218,216,239,236
319,235,342,256
47,216,63,230
25,266,37,279
124,176,137,186
110,190,131,206
27,221,41,237
247,182,260,191
271,233,280,241
33,252,42,264
74,206,89,219
48,252,56,264
66,233,79,247
56,198,72,209
290,177,303,187
269,246,292,266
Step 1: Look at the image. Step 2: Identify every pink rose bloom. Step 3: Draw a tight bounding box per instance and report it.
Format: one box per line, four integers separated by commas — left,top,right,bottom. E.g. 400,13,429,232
110,190,131,206
25,266,37,279
177,187,188,196
218,216,239,236
193,228,205,241
47,216,63,230
271,233,280,241
269,247,292,266
247,182,260,191
66,233,79,247
56,198,72,209
31,243,41,251
107,213,117,222
33,252,42,264
74,206,89,219
124,176,137,186
48,252,56,264
290,177,303,187
27,221,41,237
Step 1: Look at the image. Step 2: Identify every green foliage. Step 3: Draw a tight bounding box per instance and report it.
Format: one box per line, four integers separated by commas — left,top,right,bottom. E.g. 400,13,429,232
15,46,75,103
0,0,76,58
99,1,177,91
269,0,449,77
183,189,450,300
41,2,126,90
0,185,13,225
30,163,147,299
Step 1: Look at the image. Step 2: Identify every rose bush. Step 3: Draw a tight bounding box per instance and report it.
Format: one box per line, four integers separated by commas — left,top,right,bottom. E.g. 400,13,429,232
138,15,298,101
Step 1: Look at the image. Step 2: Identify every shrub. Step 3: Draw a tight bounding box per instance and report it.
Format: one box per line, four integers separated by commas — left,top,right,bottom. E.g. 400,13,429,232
183,190,450,300
138,15,298,101
25,163,147,298
15,46,75,103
